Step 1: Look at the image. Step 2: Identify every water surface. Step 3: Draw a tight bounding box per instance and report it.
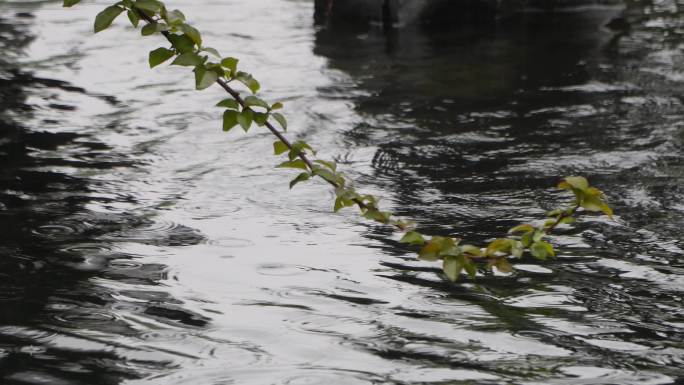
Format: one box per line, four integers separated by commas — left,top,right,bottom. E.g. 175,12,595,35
0,0,683,384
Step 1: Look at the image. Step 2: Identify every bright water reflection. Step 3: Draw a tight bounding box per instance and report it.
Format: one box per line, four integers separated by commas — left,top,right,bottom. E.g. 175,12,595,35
0,0,683,384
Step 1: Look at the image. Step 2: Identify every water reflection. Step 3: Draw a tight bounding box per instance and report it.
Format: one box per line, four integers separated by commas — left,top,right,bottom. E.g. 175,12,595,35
0,7,207,384
315,1,684,383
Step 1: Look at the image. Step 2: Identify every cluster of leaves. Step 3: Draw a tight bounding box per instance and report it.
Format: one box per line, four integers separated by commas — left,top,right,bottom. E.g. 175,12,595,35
64,0,614,282
398,176,612,280
66,0,287,133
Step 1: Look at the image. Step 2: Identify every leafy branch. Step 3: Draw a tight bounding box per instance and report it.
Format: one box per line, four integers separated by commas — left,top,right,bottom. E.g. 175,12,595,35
63,0,614,281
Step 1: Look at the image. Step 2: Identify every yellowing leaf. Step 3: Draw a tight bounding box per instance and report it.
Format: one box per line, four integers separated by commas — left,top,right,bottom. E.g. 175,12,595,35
460,244,482,256
581,195,614,218
558,176,589,191
486,238,513,257
495,258,513,273
399,231,425,246
438,237,461,257
443,255,464,281
273,141,289,155
509,224,535,234
418,240,442,261
463,257,477,279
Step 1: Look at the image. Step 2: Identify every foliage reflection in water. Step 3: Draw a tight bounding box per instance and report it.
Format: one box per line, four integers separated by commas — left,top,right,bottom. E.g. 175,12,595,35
0,0,683,384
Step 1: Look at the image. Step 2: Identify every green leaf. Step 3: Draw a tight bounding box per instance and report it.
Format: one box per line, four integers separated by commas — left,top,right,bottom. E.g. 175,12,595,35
134,0,163,13
202,47,220,58
530,241,555,260
237,109,253,131
63,0,81,7
204,63,224,77
288,141,313,160
511,240,524,258
236,71,260,94
165,9,186,25
289,172,310,189
168,34,195,54
94,5,124,33
141,22,167,36
277,159,308,170
148,47,175,68
333,198,344,213
486,238,513,257
418,237,444,261
438,237,461,257
216,99,240,110
463,257,477,280
581,194,613,218
443,255,465,282
521,231,533,247
244,96,269,110
333,188,358,211
333,197,355,212
560,216,576,225
399,231,425,246
273,141,289,155
271,102,284,110
313,160,337,172
127,9,140,27
547,209,563,217
532,230,544,242
272,112,287,131
179,24,202,46
221,57,239,74
253,112,269,126
211,66,228,78
509,224,535,234
545,242,556,258
312,168,340,185
222,110,239,132
171,52,203,67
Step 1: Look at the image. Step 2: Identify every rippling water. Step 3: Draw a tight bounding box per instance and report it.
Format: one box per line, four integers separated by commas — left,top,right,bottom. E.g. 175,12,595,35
0,0,683,384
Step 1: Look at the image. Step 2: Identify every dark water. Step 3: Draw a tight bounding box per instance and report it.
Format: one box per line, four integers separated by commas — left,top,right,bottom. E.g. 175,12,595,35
0,0,683,384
